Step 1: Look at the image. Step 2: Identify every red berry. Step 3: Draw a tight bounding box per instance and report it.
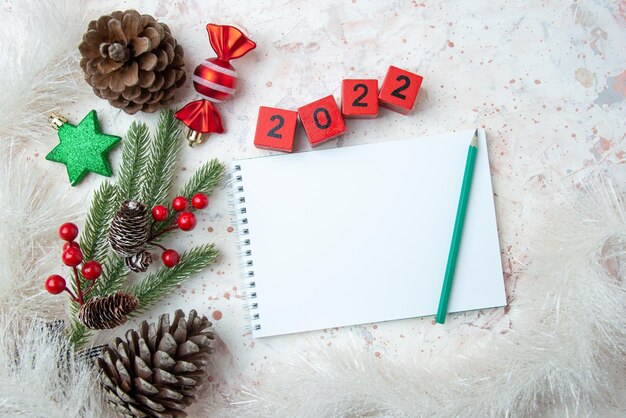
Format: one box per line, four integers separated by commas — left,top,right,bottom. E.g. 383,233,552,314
192,193,209,209
62,247,83,267
162,249,180,267
59,223,79,241
81,260,102,281
63,241,80,252
152,205,169,222
172,196,188,212
45,275,66,294
177,212,197,231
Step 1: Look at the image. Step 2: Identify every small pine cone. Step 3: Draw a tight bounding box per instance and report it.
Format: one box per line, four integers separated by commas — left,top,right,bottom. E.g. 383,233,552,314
125,250,153,272
109,200,150,258
78,291,139,330
78,10,186,114
97,310,213,417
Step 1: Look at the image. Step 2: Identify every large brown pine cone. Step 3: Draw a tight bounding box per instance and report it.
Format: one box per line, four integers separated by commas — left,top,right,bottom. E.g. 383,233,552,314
97,310,213,417
79,10,186,114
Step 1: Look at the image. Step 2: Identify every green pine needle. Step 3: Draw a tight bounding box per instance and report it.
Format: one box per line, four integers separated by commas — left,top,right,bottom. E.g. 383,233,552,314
67,320,91,348
180,158,226,197
141,109,182,208
128,244,219,314
117,121,150,201
79,181,116,262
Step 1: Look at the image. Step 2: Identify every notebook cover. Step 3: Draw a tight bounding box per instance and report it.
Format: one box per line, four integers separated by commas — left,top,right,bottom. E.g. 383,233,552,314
231,129,506,337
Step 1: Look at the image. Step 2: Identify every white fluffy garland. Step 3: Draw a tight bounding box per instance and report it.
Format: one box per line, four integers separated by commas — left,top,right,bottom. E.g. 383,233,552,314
0,2,102,414
0,310,109,417
0,1,86,143
0,141,82,319
0,0,87,320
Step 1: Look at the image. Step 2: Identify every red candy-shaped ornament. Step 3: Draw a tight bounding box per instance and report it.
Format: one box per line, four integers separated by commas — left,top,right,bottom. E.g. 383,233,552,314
176,24,256,147
192,24,257,103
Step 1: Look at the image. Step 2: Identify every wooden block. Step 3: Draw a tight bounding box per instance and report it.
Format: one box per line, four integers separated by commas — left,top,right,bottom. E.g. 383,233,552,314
341,79,379,119
297,95,346,146
253,106,298,153
378,66,423,115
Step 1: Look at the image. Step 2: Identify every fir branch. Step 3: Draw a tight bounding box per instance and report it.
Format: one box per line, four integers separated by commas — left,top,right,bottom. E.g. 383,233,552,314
140,109,182,208
127,244,219,314
180,158,226,197
152,158,226,237
117,121,150,201
67,110,224,349
79,181,116,262
67,294,91,349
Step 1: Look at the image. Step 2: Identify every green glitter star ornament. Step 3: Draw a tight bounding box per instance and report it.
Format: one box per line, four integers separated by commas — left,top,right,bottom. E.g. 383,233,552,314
46,110,121,186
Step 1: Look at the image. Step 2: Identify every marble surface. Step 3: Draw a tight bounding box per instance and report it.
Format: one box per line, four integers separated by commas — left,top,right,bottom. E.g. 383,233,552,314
22,0,625,410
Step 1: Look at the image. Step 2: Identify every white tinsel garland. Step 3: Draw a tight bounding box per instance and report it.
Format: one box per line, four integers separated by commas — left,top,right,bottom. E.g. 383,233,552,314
0,1,86,143
0,0,86,318
0,141,81,319
0,310,110,417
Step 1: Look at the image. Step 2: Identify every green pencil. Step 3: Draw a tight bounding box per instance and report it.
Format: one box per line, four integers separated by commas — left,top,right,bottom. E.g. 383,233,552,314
436,130,479,324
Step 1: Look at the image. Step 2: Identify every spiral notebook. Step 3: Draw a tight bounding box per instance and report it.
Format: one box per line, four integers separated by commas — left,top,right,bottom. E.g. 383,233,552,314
230,129,506,338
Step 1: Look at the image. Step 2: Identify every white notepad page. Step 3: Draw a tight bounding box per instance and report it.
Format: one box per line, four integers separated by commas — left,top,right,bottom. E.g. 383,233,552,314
232,129,506,337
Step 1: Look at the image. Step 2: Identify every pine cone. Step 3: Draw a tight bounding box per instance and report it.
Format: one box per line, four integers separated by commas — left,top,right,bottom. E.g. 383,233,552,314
97,310,213,417
79,10,186,114
125,250,153,273
109,201,150,258
78,291,139,330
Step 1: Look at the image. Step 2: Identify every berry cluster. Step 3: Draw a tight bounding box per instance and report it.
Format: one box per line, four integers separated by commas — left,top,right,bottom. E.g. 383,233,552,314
148,193,209,268
44,222,102,303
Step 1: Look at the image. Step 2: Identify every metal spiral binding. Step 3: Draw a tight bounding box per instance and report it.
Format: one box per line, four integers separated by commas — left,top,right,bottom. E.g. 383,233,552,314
228,164,261,332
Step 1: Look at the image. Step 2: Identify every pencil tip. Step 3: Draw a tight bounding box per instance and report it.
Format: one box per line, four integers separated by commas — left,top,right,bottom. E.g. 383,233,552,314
471,130,478,147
